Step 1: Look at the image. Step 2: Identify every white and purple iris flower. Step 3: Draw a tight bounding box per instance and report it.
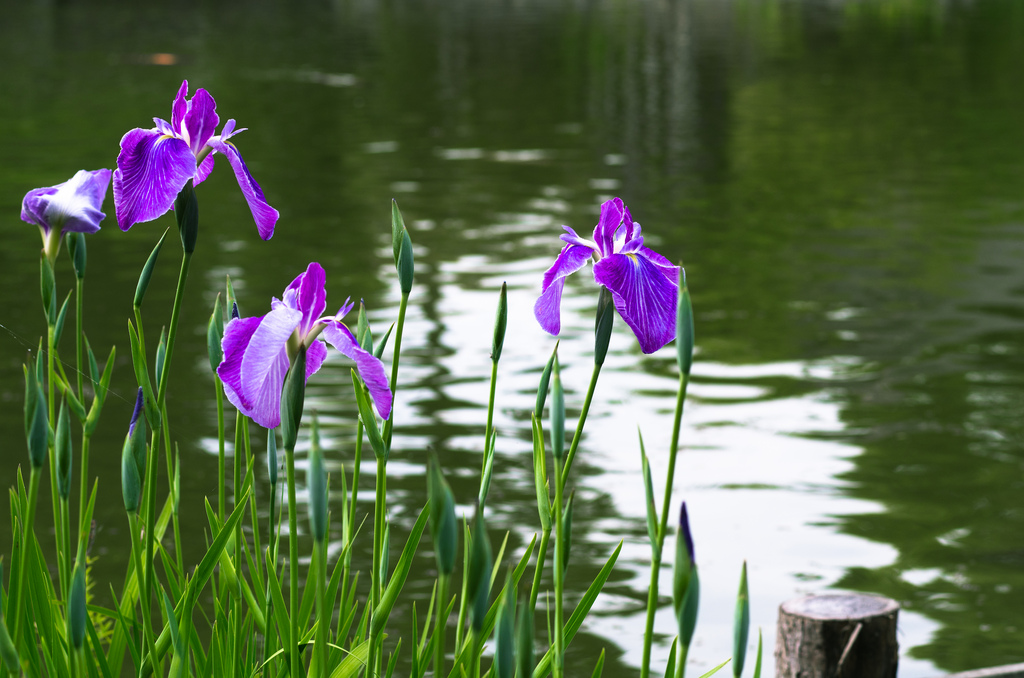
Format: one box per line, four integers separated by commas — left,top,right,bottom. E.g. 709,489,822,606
216,262,391,430
534,197,679,354
21,169,112,246
113,80,279,239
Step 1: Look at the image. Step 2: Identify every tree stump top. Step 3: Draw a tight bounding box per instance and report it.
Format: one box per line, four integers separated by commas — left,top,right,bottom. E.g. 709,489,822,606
780,593,900,621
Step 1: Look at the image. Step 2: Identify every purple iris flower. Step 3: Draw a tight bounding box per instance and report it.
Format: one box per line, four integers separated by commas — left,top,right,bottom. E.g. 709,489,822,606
113,80,279,239
217,262,391,429
21,169,112,254
534,197,679,354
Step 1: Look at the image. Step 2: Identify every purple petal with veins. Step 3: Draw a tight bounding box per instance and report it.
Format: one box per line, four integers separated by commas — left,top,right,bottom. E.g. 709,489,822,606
239,305,303,428
113,128,194,230
323,322,393,420
533,243,593,336
171,81,189,134
182,88,219,156
593,252,679,354
207,138,279,240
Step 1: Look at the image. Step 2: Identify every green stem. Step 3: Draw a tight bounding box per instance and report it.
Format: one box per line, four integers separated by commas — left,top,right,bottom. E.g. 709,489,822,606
433,573,449,678
314,541,327,678
485,361,498,446
365,456,387,678
471,630,481,678
129,512,159,678
553,458,565,678
527,528,551,613
640,373,689,678
77,433,91,558
217,381,226,520
75,277,84,397
11,467,41,644
382,292,409,448
559,363,602,493
348,421,363,548
286,446,300,678
46,324,66,595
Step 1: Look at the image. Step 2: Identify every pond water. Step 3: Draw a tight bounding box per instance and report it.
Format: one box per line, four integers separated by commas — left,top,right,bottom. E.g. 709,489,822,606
3,1,1024,676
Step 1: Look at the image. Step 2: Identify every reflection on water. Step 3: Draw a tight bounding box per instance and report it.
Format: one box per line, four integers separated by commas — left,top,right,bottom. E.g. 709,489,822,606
3,0,1024,675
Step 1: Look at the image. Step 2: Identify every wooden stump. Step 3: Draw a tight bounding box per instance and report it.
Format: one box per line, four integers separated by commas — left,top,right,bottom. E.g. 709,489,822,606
775,593,899,678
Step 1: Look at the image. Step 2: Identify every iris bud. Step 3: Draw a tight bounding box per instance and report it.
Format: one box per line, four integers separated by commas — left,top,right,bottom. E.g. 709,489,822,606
491,282,508,363
467,507,492,633
68,231,87,280
493,578,516,678
280,348,307,451
677,268,694,378
594,285,615,366
68,562,87,650
673,502,699,653
24,360,48,469
427,456,458,576
308,413,328,543
56,401,72,500
54,292,72,347
515,591,534,678
356,300,373,353
733,561,750,678
174,180,199,254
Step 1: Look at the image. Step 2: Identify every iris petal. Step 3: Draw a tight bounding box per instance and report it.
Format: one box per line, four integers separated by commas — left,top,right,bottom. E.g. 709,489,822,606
44,169,112,235
207,138,279,240
21,186,58,233
218,315,263,415
183,88,219,156
323,322,393,420
171,81,188,135
294,263,327,334
239,305,303,428
533,243,594,336
593,197,627,258
593,252,679,354
113,129,195,231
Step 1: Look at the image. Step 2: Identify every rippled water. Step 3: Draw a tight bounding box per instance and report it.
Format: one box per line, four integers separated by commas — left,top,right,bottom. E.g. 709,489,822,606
3,1,1024,675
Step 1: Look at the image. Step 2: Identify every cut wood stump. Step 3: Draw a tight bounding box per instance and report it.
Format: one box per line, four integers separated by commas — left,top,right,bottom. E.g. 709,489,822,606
775,593,899,678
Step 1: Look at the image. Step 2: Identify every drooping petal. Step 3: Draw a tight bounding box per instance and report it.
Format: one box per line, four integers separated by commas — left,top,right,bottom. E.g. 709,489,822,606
170,81,189,136
21,169,111,235
207,137,279,240
559,225,597,250
238,305,303,428
593,251,679,354
113,128,195,231
45,169,112,234
533,243,593,336
182,88,219,156
21,186,58,233
322,322,393,420
306,340,328,381
194,152,215,186
218,315,263,415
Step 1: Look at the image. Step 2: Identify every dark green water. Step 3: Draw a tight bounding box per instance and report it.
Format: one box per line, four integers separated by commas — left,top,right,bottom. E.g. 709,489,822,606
3,1,1024,675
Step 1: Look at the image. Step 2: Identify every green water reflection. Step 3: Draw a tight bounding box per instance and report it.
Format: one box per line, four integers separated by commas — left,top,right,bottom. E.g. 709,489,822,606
3,0,1024,675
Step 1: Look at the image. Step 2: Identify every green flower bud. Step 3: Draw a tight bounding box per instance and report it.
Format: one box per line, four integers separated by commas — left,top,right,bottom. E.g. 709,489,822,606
492,282,508,363
280,348,307,451
68,562,87,650
174,180,199,254
427,456,458,576
494,579,516,678
207,293,224,374
308,413,328,543
594,285,615,366
56,401,72,501
733,561,750,678
467,508,492,634
68,231,87,280
677,268,694,378
23,360,48,469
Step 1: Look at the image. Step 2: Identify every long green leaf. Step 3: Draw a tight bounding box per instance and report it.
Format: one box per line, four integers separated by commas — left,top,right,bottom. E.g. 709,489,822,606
370,504,429,637
531,541,622,678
